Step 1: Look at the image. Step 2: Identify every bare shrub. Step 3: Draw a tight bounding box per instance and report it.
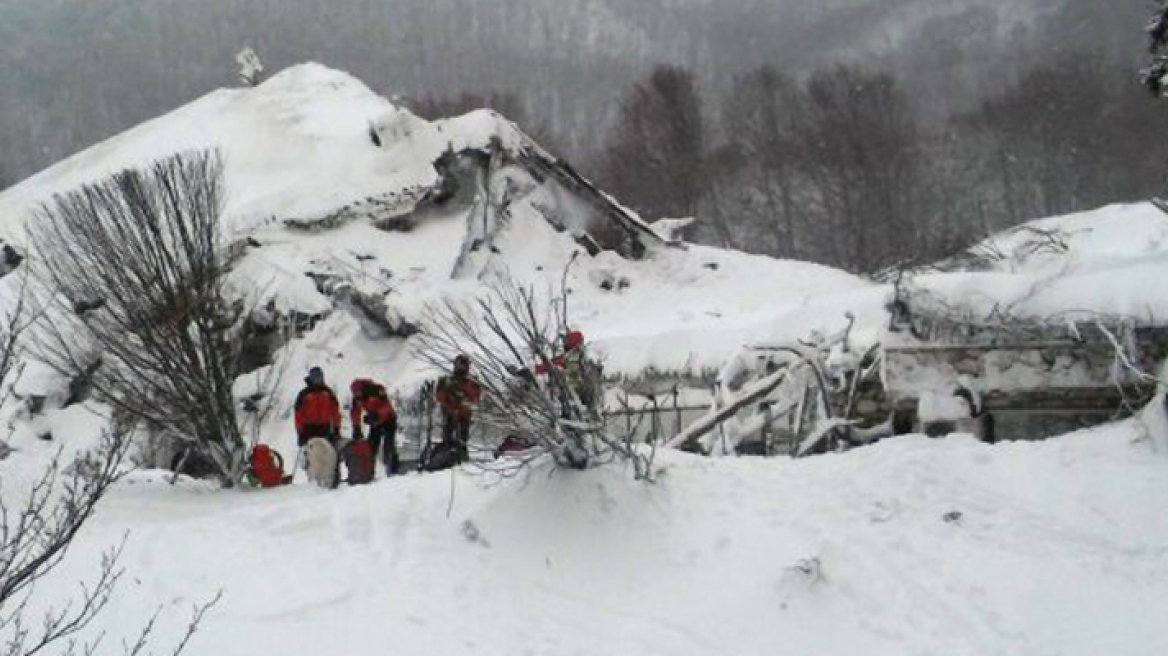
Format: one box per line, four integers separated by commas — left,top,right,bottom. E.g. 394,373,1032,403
27,150,247,486
414,271,654,480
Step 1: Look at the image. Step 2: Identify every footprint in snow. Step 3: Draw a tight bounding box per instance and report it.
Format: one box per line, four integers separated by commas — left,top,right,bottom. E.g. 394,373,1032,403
461,519,490,548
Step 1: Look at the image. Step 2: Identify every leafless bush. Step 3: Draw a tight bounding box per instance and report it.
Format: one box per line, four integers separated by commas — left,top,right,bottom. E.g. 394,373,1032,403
27,150,247,486
0,277,34,433
414,271,654,480
0,290,218,655
0,428,221,656
1,427,128,656
1012,225,1070,262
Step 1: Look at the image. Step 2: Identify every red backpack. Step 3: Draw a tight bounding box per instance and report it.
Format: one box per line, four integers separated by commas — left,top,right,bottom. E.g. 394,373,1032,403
344,440,376,485
248,444,286,488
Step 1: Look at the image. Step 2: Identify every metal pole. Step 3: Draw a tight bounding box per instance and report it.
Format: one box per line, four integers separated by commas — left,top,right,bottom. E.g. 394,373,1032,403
650,395,660,444
762,402,774,457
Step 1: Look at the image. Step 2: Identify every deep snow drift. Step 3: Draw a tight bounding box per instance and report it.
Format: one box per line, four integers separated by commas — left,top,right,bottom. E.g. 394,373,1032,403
10,405,1168,656
912,202,1168,324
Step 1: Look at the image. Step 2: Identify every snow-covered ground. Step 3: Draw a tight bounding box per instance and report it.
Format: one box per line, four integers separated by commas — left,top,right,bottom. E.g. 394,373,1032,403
9,404,1167,656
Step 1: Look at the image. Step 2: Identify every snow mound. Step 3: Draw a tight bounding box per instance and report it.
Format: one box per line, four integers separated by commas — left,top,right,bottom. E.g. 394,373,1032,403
915,203,1168,322
16,417,1168,656
0,63,463,238
976,202,1168,276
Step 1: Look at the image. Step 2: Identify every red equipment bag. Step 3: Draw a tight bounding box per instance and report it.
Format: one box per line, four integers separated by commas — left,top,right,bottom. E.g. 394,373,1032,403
344,439,376,485
249,444,286,488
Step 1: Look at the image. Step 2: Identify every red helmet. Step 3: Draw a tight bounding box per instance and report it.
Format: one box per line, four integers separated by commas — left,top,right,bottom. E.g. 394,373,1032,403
564,331,585,350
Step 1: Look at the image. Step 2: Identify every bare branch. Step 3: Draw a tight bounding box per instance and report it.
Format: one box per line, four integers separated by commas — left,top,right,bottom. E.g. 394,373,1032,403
413,270,652,479
26,150,247,485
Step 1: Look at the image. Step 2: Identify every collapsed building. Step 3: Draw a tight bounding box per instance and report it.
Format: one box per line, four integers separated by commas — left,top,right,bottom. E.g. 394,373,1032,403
666,288,1168,457
879,299,1168,443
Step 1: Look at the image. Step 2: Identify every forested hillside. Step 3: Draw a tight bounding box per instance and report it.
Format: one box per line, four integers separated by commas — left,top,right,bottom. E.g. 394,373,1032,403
0,0,1159,271
0,0,1144,178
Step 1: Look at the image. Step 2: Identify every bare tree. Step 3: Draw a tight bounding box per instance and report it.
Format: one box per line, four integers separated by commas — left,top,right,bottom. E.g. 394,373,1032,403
1,432,220,656
2,427,129,656
796,65,926,272
718,66,805,258
705,63,937,271
27,150,247,487
600,65,708,221
413,270,654,480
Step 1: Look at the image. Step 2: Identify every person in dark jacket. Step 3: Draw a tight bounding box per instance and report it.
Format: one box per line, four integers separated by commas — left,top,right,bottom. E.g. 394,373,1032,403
434,354,482,464
294,366,342,447
350,378,399,475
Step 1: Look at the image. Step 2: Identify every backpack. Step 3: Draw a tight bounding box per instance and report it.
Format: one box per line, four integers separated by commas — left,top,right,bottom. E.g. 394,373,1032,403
493,435,534,459
248,444,286,488
344,439,376,485
421,439,458,472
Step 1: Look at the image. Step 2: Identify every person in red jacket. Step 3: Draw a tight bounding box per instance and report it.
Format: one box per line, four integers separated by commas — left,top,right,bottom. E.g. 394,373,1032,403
534,330,598,410
434,354,482,463
294,367,342,447
533,330,586,375
350,378,399,474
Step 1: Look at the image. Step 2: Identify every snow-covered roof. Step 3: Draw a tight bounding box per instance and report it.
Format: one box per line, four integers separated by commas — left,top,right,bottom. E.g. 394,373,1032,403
909,203,1168,327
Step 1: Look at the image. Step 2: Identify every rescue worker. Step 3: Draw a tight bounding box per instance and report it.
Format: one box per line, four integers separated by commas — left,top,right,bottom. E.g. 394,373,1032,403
536,330,599,410
434,354,482,463
294,366,342,447
350,378,399,474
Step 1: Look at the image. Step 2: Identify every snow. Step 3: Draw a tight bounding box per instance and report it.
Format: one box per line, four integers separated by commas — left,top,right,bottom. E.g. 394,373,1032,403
489,211,875,380
0,64,529,243
3,61,1168,655
8,410,1168,656
918,390,971,422
648,216,695,242
916,202,1168,323
0,62,874,394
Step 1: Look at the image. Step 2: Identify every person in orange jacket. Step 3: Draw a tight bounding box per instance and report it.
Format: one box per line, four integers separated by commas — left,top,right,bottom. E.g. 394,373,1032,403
294,367,342,447
434,354,482,463
350,378,399,474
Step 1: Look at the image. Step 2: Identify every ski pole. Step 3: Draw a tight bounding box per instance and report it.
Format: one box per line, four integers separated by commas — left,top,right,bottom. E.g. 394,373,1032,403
290,444,305,483
422,383,434,472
